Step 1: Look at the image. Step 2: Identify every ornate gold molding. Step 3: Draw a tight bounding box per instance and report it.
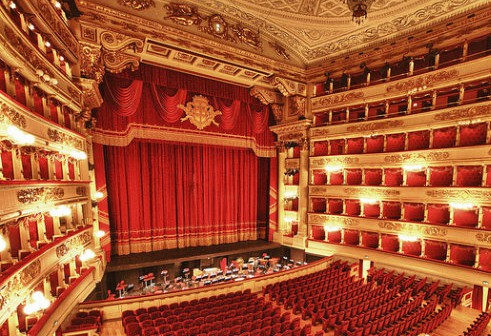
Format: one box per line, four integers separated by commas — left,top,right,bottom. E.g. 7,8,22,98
178,95,221,130
344,188,400,197
426,189,491,202
433,104,491,121
310,156,360,169
250,86,282,105
476,232,491,244
118,0,155,10
386,70,458,93
378,221,447,237
311,128,329,137
346,120,404,133
99,31,144,73
47,129,84,149
290,96,306,118
0,103,27,128
271,77,307,97
271,104,283,123
80,43,105,84
384,152,450,164
312,91,364,108
17,187,64,204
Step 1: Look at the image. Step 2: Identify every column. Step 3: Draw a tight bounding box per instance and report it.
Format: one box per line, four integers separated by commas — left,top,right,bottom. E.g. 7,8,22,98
421,239,426,258
408,57,414,76
12,149,23,180
475,247,480,268
431,91,437,110
462,40,469,61
30,152,40,179
446,244,451,262
278,145,287,234
407,96,412,114
459,84,465,105
297,139,309,237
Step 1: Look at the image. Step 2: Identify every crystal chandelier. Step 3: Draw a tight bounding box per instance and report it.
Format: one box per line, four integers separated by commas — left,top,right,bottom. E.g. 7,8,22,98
341,0,375,24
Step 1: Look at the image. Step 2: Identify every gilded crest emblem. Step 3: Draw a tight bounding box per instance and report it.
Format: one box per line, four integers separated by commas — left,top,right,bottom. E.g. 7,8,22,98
178,95,221,130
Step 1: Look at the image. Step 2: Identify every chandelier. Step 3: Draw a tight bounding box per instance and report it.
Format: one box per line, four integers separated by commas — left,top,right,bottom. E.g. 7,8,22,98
341,0,375,24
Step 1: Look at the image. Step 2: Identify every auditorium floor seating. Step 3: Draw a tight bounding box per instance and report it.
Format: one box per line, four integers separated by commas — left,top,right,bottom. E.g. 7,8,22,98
94,259,491,336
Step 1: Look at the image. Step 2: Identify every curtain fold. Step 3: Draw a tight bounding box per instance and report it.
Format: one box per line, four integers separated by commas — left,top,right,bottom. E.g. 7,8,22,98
105,141,260,255
150,85,188,123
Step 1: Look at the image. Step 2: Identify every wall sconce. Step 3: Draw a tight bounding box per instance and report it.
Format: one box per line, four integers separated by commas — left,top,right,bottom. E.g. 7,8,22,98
23,291,50,315
360,197,378,204
3,125,35,145
449,202,475,210
94,191,104,200
49,205,71,217
324,164,343,173
402,164,426,172
35,69,58,86
0,235,7,252
79,249,95,262
8,1,17,9
399,234,420,242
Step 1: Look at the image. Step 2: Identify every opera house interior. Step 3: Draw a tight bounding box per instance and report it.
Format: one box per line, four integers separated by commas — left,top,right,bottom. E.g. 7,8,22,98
0,0,491,335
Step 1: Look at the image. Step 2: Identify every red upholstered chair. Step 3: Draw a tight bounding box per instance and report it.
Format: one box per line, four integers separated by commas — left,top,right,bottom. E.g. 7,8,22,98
311,198,326,213
365,169,382,186
362,232,379,248
455,166,483,187
459,123,487,147
330,139,345,155
347,137,364,154
345,199,361,216
407,130,430,150
344,230,360,245
382,201,401,220
346,169,362,185
427,204,450,224
406,170,427,187
386,133,405,152
452,208,478,227
328,230,342,243
315,113,329,126
329,171,344,185
449,244,476,266
424,240,447,260
328,199,343,214
403,203,425,222
312,226,325,240
432,127,456,148
381,234,399,252
366,135,384,153
313,141,328,156
384,168,403,186
429,166,453,187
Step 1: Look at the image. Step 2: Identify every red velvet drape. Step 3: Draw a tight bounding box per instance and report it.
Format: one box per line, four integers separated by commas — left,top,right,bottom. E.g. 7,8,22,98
105,141,260,255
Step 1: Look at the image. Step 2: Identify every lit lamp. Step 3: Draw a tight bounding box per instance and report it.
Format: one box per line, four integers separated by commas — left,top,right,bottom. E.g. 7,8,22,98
0,235,7,252
49,205,71,217
340,0,375,24
399,234,420,242
23,291,50,315
79,249,96,262
96,230,106,238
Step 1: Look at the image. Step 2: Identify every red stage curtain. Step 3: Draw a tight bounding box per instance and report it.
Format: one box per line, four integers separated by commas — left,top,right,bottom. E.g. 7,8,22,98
329,139,345,155
105,141,261,254
425,240,447,260
362,232,379,248
312,226,325,241
312,198,327,213
382,201,401,220
365,169,382,186
329,171,344,185
450,244,475,266
345,199,361,216
347,137,364,154
313,141,328,156
381,234,399,252
346,169,362,185
344,230,359,245
384,168,403,186
328,199,343,214
427,204,450,224
268,157,278,240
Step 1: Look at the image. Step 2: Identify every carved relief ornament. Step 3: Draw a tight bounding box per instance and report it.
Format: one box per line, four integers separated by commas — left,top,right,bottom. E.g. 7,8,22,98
118,0,155,10
386,70,458,93
384,152,450,164
17,187,64,204
434,104,491,121
0,103,27,128
99,31,144,73
47,128,84,149
178,95,221,130
378,221,447,237
426,189,491,202
312,91,364,108
80,43,105,84
347,120,404,133
272,77,307,97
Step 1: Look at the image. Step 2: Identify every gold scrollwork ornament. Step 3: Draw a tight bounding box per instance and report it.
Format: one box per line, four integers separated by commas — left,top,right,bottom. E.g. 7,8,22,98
178,95,222,130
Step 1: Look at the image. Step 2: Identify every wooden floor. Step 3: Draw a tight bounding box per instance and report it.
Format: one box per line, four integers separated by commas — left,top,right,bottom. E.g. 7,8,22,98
100,297,491,336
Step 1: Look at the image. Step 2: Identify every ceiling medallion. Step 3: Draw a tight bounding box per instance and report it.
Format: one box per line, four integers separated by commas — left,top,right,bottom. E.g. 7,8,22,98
232,25,261,49
178,95,222,130
117,0,155,10
200,14,235,42
340,0,375,24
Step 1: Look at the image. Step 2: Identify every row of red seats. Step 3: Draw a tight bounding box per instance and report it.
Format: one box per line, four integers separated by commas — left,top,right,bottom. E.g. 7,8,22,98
462,311,491,336
407,301,453,335
63,309,102,334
